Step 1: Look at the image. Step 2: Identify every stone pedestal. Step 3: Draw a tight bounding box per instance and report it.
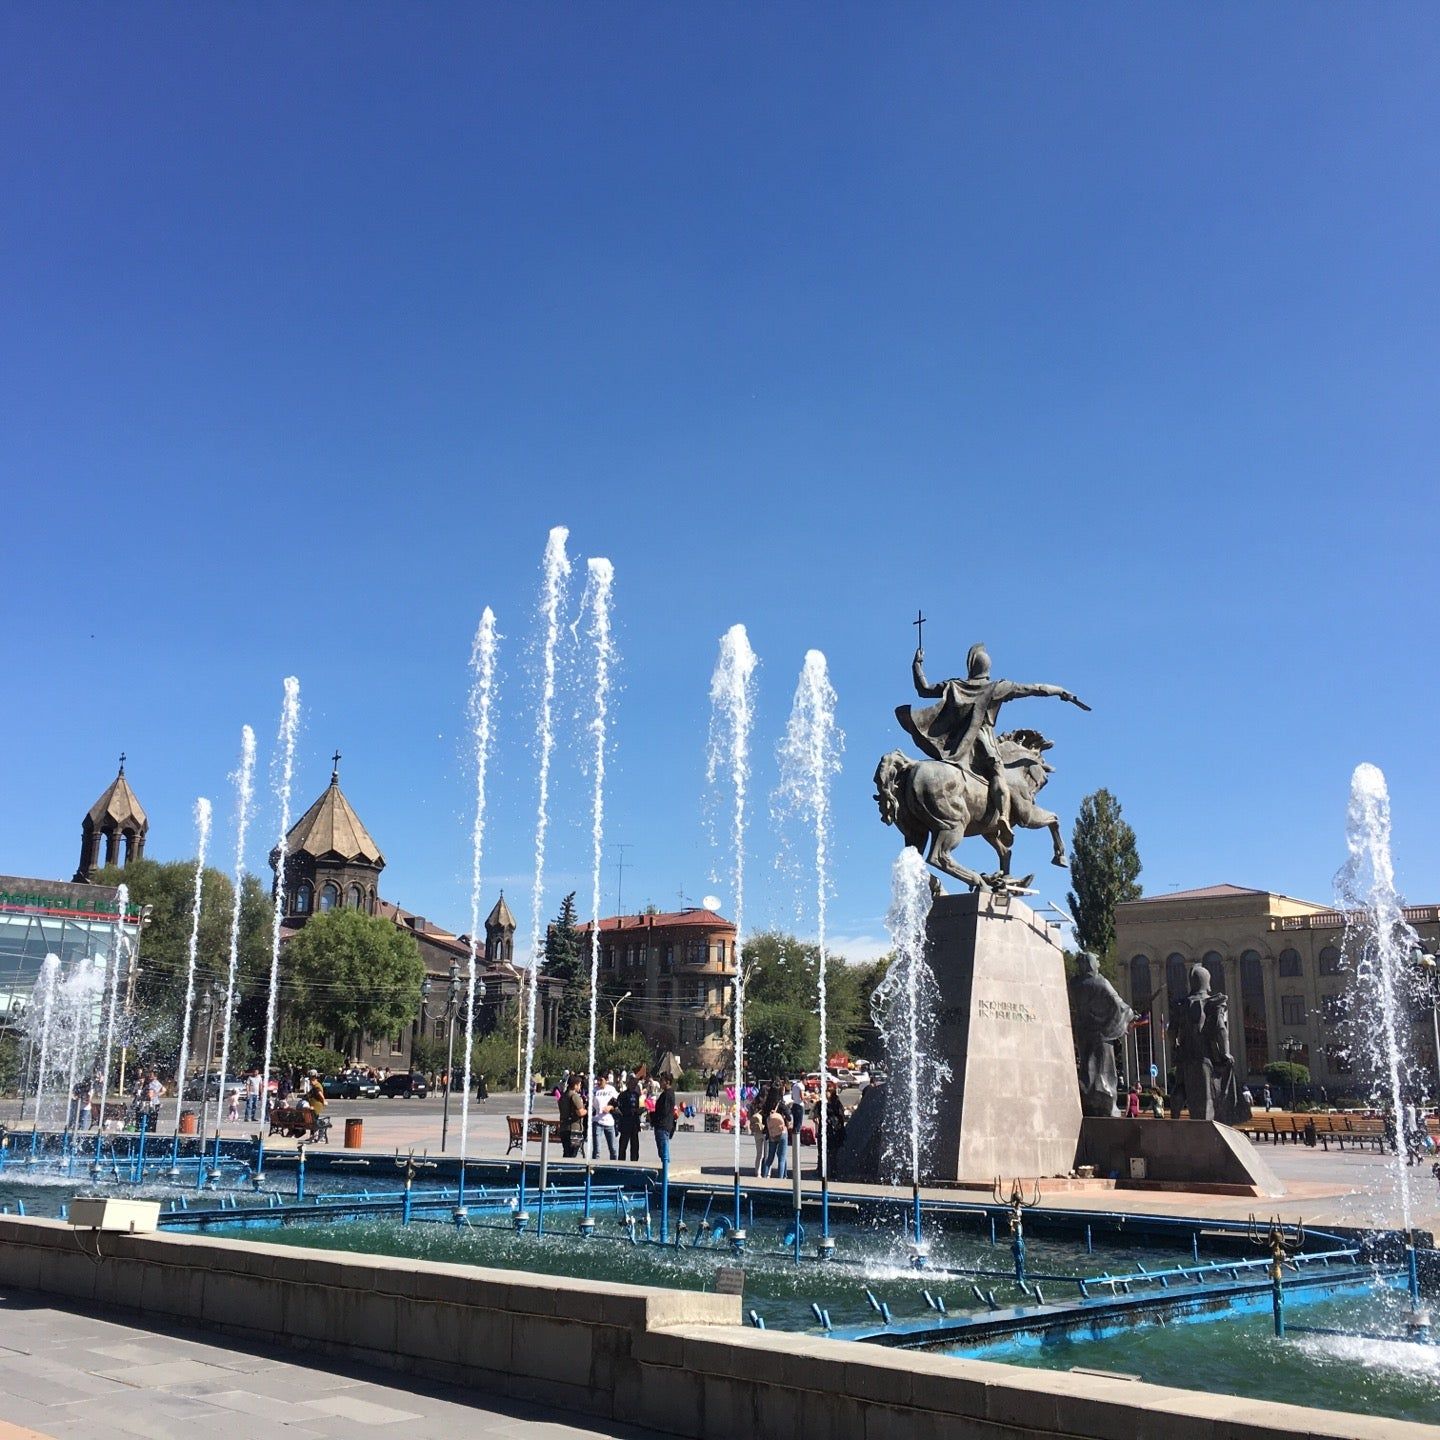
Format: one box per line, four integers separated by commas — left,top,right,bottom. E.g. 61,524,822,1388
929,891,1081,1182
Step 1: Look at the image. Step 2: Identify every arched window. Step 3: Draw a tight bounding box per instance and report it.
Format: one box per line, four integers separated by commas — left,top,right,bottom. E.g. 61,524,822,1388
347,884,363,909
319,882,340,912
1202,951,1226,993
1165,953,1188,1003
1278,948,1302,977
294,882,313,916
368,887,376,915
1129,955,1151,1007
1319,946,1343,976
1239,949,1268,1076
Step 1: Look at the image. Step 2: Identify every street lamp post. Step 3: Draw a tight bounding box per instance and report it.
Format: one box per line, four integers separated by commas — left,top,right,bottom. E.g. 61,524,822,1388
1280,1036,1304,1110
421,961,475,1152
611,991,633,1040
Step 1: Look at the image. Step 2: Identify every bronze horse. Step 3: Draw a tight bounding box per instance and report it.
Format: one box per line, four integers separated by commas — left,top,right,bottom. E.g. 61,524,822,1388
873,728,1067,893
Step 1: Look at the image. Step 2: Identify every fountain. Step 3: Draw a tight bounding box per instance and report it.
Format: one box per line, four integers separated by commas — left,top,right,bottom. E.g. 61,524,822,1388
457,607,498,1209
256,676,300,1181
1336,762,1428,1319
776,648,843,1255
706,623,758,1242
3,560,1436,1433
516,527,571,1224
212,725,255,1173
580,558,614,1232
169,797,212,1174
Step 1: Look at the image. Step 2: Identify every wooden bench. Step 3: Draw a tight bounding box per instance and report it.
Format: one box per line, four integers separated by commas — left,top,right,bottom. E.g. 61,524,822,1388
505,1115,563,1154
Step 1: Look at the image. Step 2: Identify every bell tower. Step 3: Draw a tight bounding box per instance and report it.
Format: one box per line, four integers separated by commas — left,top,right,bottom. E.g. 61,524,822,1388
76,755,149,882
484,893,516,964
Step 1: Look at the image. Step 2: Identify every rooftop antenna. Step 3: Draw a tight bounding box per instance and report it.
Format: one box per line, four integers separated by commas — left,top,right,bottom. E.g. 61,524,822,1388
612,842,632,916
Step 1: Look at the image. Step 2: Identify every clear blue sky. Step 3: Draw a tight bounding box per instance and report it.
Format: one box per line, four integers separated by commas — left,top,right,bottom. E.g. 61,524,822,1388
4,6,1438,961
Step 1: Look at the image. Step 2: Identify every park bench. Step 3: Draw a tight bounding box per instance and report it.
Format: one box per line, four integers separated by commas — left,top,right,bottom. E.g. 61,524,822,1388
505,1115,563,1153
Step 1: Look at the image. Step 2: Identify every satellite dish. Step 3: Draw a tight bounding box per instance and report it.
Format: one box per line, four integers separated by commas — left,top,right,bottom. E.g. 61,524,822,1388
701,895,722,912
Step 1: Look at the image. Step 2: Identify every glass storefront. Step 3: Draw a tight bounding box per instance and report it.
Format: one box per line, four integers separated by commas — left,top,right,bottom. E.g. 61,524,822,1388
0,877,137,1029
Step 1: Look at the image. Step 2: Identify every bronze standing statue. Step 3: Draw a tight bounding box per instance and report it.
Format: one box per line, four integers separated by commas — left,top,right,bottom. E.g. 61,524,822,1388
1069,952,1134,1117
1169,962,1251,1124
875,631,1090,893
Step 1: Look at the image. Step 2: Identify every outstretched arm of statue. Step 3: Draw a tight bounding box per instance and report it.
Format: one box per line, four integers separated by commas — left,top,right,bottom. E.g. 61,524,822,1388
1010,682,1092,711
912,649,942,698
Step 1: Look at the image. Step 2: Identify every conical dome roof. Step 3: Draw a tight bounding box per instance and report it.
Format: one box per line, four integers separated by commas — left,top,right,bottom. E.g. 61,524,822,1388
87,763,147,831
286,771,384,866
485,892,517,930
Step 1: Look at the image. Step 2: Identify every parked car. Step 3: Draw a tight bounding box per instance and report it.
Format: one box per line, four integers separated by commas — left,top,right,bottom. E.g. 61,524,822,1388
323,1073,380,1100
378,1072,428,1099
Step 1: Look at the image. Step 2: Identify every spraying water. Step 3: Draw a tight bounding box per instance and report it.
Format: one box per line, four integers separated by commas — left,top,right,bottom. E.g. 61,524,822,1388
873,848,947,1208
93,884,129,1159
706,624,758,1203
582,559,615,1165
28,954,60,1129
62,956,105,1131
171,797,213,1142
260,678,301,1139
1336,763,1418,1235
459,608,499,1176
776,650,843,1213
213,726,256,1155
519,529,572,1179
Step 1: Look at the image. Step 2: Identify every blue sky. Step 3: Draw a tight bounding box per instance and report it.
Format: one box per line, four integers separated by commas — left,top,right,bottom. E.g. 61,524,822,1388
3,6,1438,961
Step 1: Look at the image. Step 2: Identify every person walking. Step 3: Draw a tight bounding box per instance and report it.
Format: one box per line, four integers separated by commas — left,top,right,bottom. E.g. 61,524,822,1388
652,1074,678,1167
592,1071,618,1160
475,1073,488,1102
614,1075,642,1161
558,1074,587,1158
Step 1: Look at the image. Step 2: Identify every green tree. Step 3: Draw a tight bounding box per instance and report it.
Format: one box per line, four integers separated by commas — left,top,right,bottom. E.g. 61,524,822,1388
94,859,272,1068
544,893,590,1048
283,908,425,1058
738,931,876,1076
1066,790,1142,974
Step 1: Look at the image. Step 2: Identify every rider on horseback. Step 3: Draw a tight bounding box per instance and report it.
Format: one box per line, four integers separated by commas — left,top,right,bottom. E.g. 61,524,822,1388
897,642,1090,843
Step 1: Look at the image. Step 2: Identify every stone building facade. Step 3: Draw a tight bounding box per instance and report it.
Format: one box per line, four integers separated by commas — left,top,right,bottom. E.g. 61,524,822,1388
582,907,738,1070
1114,883,1440,1095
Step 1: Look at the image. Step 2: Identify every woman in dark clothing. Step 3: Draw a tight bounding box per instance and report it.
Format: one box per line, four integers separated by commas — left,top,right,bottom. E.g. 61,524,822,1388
821,1081,847,1162
558,1074,587,1158
652,1075,678,1165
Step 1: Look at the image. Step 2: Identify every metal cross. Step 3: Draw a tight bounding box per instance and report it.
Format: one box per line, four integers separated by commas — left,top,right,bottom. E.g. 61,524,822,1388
118,751,126,774
331,750,342,778
912,609,926,651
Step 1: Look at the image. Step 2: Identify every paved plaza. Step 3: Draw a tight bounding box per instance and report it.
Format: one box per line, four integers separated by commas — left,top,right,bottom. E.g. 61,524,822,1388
0,1290,677,1440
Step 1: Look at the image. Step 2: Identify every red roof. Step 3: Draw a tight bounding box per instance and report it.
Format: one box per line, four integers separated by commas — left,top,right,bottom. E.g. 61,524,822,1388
580,908,735,933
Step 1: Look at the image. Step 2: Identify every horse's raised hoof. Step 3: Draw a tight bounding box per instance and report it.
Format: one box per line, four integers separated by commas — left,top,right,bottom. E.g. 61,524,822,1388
1052,856,1069,868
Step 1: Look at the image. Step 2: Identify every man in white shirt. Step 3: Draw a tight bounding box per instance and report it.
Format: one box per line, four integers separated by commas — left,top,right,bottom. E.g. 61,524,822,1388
592,1072,618,1160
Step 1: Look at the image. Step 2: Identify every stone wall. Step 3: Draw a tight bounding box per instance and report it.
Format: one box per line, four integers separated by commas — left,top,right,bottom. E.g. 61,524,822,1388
0,1215,1430,1440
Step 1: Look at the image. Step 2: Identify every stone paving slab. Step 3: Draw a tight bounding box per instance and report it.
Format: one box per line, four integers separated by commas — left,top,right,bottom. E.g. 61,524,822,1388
0,1292,680,1440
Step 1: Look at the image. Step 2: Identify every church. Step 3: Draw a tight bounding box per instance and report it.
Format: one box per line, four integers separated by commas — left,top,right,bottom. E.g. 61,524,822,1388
62,755,564,1076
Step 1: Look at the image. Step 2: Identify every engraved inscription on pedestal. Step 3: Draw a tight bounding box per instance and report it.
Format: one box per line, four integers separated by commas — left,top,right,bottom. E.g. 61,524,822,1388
928,891,1082,1182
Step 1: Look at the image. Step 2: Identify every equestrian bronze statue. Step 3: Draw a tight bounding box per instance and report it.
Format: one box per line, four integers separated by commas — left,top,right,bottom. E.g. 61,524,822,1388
875,635,1089,893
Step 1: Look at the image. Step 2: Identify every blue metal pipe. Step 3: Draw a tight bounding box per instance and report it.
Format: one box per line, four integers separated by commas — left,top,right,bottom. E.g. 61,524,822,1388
659,1149,670,1244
